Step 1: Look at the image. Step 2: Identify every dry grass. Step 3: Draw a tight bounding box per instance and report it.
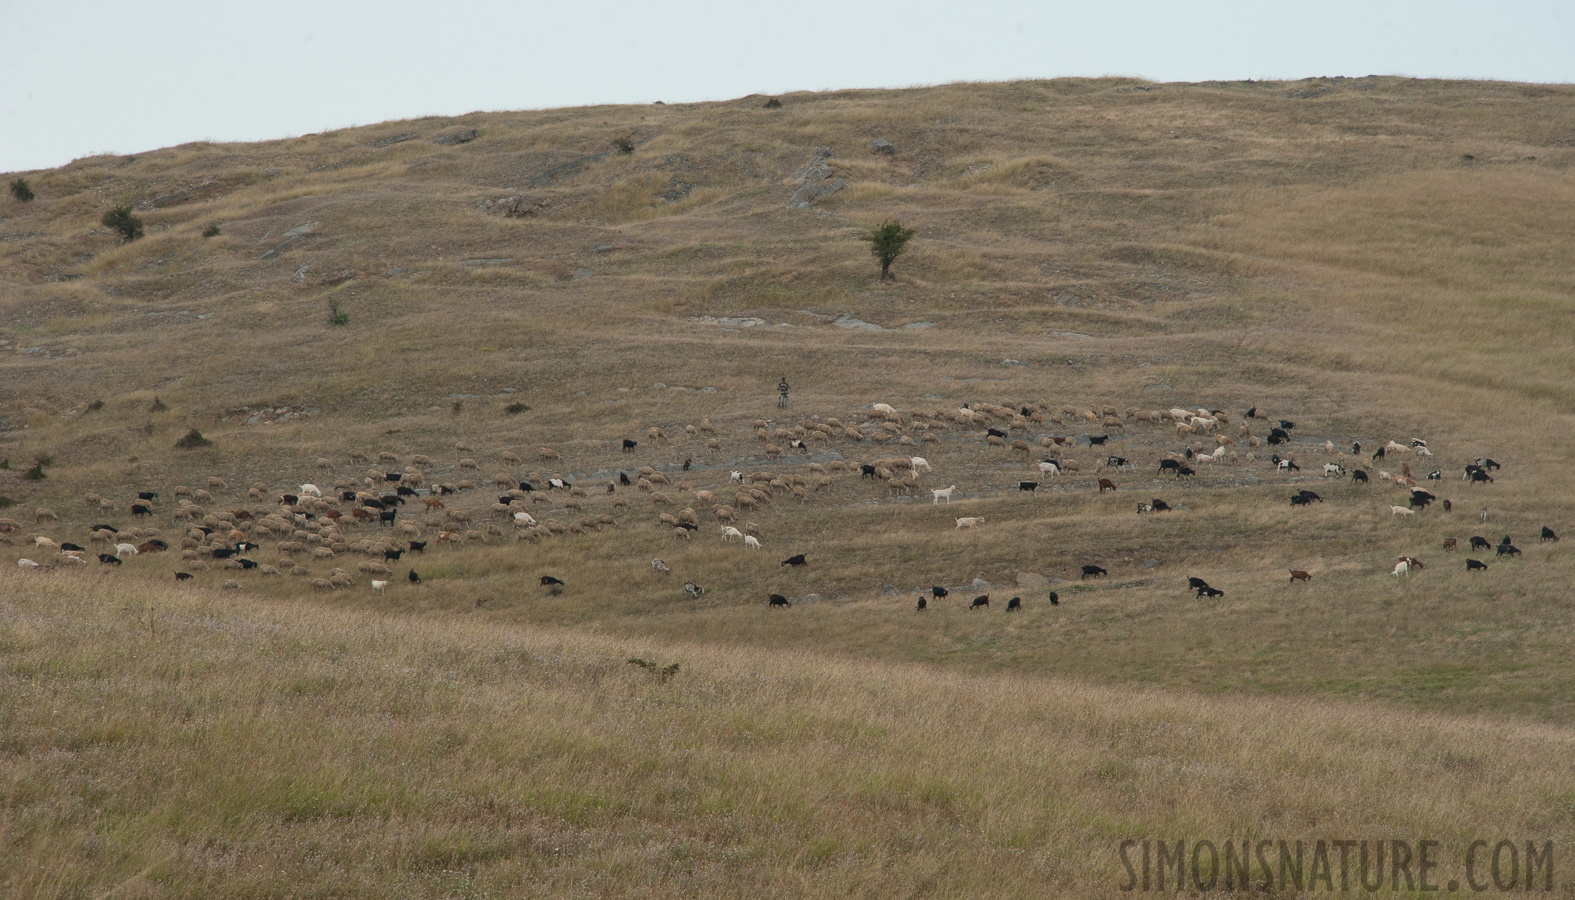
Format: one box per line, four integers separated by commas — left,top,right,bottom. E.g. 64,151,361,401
2,75,1575,894
3,575,1573,898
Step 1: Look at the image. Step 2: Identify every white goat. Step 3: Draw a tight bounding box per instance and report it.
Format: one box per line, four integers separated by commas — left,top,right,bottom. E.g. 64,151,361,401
744,535,761,550
115,543,139,557
722,526,744,543
955,516,985,529
371,580,389,591
1390,506,1415,517
910,456,932,474
1391,560,1410,577
17,559,39,569
729,471,743,484
932,485,957,504
1038,461,1060,477
299,484,323,498
513,511,536,527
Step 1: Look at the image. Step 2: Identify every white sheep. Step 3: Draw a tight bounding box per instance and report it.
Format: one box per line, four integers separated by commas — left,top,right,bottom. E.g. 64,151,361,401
1413,445,1433,457
910,456,932,474
744,535,761,550
1390,506,1415,517
299,484,323,498
17,559,39,569
931,485,956,504
513,511,537,527
721,526,744,542
871,403,899,418
1385,441,1410,455
115,543,139,557
955,516,985,529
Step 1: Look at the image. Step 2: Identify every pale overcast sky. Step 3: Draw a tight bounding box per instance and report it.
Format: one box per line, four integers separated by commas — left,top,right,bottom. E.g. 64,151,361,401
2,0,1569,173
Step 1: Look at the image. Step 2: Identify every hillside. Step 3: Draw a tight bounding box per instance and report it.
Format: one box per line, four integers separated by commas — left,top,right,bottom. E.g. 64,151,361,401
2,77,1575,896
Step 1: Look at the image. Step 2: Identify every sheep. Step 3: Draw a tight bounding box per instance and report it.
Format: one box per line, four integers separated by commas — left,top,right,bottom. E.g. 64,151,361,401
955,516,985,529
35,508,59,524
931,485,957,504
744,535,761,550
17,559,41,569
1390,506,1416,517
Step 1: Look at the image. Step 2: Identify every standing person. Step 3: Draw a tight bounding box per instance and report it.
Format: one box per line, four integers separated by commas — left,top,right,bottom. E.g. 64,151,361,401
778,376,790,409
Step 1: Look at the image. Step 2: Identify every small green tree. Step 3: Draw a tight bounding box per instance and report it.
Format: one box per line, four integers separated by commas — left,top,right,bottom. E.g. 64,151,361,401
327,296,350,326
10,177,34,202
102,205,144,242
175,429,213,449
861,220,915,281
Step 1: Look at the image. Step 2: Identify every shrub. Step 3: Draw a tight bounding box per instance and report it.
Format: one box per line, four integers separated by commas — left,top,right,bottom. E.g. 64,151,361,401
9,177,34,202
505,402,530,415
327,297,349,326
763,98,782,109
23,458,47,481
175,429,213,449
202,224,220,238
0,495,12,509
102,205,144,242
149,396,167,412
861,219,916,281
86,400,104,412
613,137,635,154
451,400,464,417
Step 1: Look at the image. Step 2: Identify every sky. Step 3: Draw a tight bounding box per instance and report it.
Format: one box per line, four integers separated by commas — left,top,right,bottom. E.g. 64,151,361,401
2,0,1571,173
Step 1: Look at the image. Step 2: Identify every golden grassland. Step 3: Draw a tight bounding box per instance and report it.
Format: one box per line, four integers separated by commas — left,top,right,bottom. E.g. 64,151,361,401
4,575,1574,898
2,76,1575,894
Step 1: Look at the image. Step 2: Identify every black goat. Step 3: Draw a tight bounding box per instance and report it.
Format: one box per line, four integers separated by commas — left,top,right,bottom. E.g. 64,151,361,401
1081,564,1107,580
769,594,791,608
1018,482,1040,493
1542,526,1559,542
622,439,638,452
1197,586,1225,599
1497,543,1521,557
98,554,122,565
1048,591,1059,606
1469,536,1492,551
1005,597,1022,611
1105,456,1127,468
131,503,152,518
408,541,427,554
540,575,565,587
1466,559,1488,571
1187,576,1211,591
384,548,404,561
619,472,631,486
409,569,422,584
969,595,989,609
175,572,193,581
915,596,927,611
931,585,949,599
1150,499,1172,512
1088,435,1109,446
1159,459,1181,474
781,554,808,567
1351,469,1369,484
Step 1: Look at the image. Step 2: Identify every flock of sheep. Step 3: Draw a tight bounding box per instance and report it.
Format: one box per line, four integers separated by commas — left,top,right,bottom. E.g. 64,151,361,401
1,398,1555,609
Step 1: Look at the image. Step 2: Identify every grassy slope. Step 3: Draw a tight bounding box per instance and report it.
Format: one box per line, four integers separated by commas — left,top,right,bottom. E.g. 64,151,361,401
2,76,1575,895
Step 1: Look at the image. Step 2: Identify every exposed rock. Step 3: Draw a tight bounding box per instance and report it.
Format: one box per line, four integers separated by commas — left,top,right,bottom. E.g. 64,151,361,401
293,264,310,282
460,258,513,267
870,138,895,155
369,133,419,148
479,195,540,218
432,128,479,145
385,267,404,278
787,176,845,209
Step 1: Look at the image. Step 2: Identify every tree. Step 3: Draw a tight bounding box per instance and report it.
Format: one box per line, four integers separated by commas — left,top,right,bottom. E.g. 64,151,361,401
861,220,915,281
9,177,34,202
102,205,144,242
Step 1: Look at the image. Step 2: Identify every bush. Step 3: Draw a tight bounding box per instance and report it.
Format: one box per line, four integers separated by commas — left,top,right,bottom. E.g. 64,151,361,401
149,396,167,412
861,219,916,281
86,399,104,412
102,205,144,242
175,429,213,449
327,297,350,326
9,177,34,202
763,98,782,109
202,224,220,238
613,137,635,154
0,495,13,509
23,460,47,481
505,402,530,415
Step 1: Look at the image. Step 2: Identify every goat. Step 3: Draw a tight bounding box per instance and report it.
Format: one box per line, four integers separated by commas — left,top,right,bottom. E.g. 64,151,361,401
722,525,744,543
1187,576,1211,592
1496,543,1521,557
911,456,932,474
931,485,957,504
1105,456,1127,469
769,593,791,608
744,535,761,550
622,439,638,452
915,596,927,611
1322,463,1345,477
1277,459,1300,473
98,553,122,566
1018,481,1039,493
781,554,807,567
1080,564,1107,580
1391,560,1411,577
175,572,193,581
1426,469,1442,481
931,586,949,599
371,580,388,592
955,517,985,529
1466,559,1488,571
1351,469,1369,484
1005,597,1022,612
1176,466,1195,478
1542,526,1559,542
1390,506,1416,517
1098,478,1117,493
684,582,704,599
409,569,422,584
1197,586,1225,598
1442,537,1458,551
407,541,426,554
1475,458,1501,470
1469,536,1492,551
969,595,990,610
1289,569,1312,582
1039,460,1061,477
539,575,565,587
